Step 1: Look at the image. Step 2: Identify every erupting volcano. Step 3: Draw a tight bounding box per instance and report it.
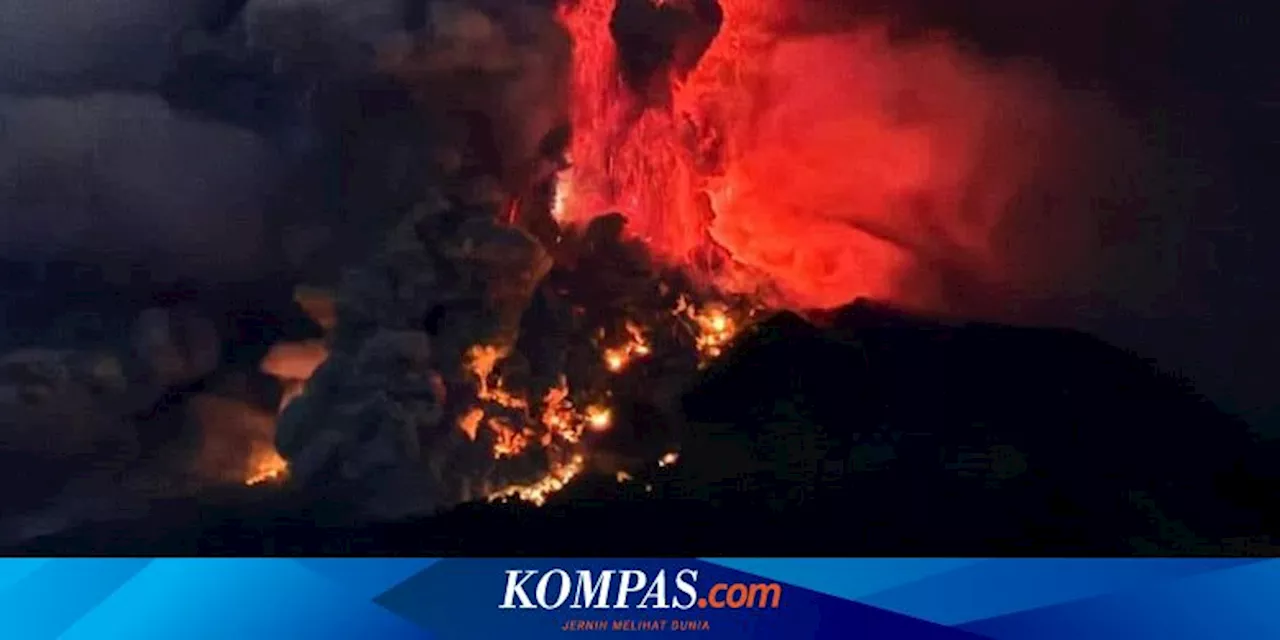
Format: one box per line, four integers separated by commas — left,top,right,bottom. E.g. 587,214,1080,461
4,0,1271,557
422,0,1042,505
247,0,1067,512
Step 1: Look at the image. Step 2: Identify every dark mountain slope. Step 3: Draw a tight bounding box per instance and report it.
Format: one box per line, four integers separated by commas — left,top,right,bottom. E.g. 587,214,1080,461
12,302,1277,556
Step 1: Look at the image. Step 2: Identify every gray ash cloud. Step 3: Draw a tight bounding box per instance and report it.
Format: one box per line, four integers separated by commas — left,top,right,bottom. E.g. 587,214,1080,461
0,0,284,281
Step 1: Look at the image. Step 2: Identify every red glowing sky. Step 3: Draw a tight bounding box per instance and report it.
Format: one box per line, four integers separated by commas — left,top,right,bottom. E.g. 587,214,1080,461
552,0,1111,313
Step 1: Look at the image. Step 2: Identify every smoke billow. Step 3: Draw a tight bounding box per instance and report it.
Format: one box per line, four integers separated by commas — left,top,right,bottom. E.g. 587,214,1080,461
242,0,408,75
756,0,1255,420
375,0,571,196
0,0,572,279
769,0,1260,425
0,0,284,282
578,6,1187,322
0,0,224,92
0,93,276,279
702,28,1058,310
710,26,1179,319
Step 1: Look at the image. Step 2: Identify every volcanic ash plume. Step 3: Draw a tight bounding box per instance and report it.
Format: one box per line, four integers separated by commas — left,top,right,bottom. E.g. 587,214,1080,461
273,196,555,518
378,0,572,197
556,0,1124,316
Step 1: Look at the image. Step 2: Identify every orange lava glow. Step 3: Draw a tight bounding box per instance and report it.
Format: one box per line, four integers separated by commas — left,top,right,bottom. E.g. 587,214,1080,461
602,320,652,372
554,0,1049,310
250,337,333,485
463,345,614,449
247,290,340,488
245,448,289,486
460,345,616,502
674,294,748,362
489,454,587,506
187,394,290,487
585,405,612,431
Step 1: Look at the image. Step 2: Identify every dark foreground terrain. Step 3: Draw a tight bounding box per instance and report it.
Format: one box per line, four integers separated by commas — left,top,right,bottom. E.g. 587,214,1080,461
11,301,1280,556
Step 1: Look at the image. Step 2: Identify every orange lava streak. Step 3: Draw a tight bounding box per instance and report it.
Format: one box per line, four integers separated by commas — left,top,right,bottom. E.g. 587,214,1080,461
674,294,748,362
602,321,652,372
463,345,611,505
245,449,289,487
488,454,586,506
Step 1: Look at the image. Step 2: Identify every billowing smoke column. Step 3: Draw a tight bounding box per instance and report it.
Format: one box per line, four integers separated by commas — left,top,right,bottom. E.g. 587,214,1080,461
269,1,594,518
274,195,555,517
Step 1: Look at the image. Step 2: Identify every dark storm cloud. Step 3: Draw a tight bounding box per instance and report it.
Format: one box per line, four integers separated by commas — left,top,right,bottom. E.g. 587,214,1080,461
0,93,276,279
242,0,408,70
0,0,566,283
0,0,235,92
0,0,288,282
860,0,1278,427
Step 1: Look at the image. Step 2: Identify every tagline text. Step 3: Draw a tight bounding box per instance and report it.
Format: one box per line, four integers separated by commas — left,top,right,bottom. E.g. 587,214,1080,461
561,619,712,632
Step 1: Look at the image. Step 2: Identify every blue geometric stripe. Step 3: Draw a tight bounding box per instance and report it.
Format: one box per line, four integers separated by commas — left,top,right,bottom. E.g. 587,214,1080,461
957,559,1280,640
0,558,152,640
0,558,52,593
854,558,1265,625
700,559,984,602
296,558,440,600
58,559,434,640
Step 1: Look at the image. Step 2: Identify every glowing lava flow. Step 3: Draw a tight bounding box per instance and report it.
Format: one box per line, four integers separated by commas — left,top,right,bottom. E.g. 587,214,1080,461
489,454,587,506
602,321,652,373
468,289,747,506
459,344,615,505
245,449,289,487
674,295,745,362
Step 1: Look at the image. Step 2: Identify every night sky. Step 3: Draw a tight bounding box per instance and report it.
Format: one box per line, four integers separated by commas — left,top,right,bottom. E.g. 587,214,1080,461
0,0,1275,430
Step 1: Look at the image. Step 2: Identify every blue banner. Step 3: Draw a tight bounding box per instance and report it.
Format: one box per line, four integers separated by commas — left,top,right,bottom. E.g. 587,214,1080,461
2,558,1277,639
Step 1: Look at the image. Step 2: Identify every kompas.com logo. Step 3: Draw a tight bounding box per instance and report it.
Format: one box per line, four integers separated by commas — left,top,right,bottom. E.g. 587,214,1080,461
498,568,783,610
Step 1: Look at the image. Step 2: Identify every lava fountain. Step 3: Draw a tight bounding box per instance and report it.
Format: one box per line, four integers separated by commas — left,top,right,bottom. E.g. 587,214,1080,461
554,0,1062,311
